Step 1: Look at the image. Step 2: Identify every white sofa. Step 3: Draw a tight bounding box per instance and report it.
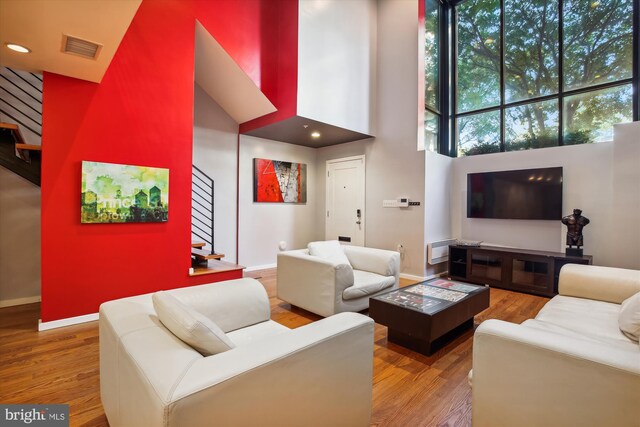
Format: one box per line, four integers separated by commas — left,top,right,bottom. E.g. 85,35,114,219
277,243,400,317
471,264,640,427
99,278,375,427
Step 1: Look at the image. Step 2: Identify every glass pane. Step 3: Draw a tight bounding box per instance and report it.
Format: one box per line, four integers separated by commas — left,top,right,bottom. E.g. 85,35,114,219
563,0,633,91
425,0,440,110
505,99,559,151
563,84,632,144
457,0,500,113
457,110,500,157
470,253,502,282
512,258,549,289
424,110,439,152
504,0,559,102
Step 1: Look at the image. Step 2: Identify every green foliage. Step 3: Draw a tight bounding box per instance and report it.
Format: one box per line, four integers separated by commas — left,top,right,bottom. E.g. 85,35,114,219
462,142,501,156
562,130,593,146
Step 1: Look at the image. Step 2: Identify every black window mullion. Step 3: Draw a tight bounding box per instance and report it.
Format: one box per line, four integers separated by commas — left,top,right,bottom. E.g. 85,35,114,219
499,0,506,152
451,5,459,157
634,0,639,121
438,0,449,156
558,0,564,145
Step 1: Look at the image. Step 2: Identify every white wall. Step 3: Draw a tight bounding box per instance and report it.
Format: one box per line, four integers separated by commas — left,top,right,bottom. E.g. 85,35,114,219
610,122,640,269
0,167,40,306
239,135,320,268
315,0,426,278
192,84,238,262
297,0,376,135
425,151,453,275
450,131,640,268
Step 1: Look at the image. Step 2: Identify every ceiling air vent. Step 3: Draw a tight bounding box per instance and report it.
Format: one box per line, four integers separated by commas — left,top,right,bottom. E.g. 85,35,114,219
61,35,102,60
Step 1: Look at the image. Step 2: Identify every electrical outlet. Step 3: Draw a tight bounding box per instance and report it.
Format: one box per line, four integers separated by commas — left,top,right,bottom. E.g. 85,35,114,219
408,201,420,206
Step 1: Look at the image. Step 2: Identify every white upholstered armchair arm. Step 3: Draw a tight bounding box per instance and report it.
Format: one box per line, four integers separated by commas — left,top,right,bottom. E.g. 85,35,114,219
343,245,400,280
170,313,375,427
472,319,640,427
277,250,354,317
559,264,640,304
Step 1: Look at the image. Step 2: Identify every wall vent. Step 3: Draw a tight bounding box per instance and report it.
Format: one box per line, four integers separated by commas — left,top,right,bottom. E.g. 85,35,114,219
61,35,102,60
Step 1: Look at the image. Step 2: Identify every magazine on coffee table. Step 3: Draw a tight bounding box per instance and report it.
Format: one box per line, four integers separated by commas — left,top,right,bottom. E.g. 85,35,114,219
377,292,444,311
426,279,481,294
404,284,467,302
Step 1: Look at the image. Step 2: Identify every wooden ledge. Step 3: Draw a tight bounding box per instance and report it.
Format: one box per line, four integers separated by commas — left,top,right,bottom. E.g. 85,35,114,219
15,143,41,151
190,260,245,276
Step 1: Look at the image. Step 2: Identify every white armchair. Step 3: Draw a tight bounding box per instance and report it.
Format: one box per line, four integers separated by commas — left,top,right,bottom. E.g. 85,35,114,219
277,241,400,317
471,264,640,427
100,278,375,427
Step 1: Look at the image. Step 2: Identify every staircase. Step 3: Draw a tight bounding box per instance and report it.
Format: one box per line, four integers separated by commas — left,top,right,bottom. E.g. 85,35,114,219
0,67,42,185
191,165,226,267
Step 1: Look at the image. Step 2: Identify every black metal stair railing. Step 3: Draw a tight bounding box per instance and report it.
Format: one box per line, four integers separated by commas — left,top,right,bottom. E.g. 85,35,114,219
191,165,215,254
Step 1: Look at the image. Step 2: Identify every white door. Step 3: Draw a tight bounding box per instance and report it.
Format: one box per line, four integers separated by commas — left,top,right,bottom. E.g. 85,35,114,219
326,156,365,246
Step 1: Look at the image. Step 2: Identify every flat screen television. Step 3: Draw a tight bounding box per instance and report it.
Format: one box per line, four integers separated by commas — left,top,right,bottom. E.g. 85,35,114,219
467,167,563,220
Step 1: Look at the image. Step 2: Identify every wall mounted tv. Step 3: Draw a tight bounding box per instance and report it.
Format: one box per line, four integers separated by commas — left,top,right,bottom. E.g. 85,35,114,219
467,167,563,220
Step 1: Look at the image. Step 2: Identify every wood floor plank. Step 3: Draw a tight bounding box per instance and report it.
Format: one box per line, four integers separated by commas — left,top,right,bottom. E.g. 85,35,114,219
0,271,548,426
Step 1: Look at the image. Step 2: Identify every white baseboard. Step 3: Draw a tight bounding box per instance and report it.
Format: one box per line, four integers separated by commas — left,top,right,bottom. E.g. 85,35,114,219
244,263,277,272
0,295,41,308
38,312,99,331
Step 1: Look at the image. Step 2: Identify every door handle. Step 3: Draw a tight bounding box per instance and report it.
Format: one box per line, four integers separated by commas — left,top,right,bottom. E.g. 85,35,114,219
356,208,362,225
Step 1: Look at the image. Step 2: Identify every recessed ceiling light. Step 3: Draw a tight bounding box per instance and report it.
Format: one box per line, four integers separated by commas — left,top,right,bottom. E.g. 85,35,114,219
6,43,30,53
311,131,321,138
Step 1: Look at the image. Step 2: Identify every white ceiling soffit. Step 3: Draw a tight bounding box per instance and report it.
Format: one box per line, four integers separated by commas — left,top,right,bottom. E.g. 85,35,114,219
194,21,276,124
0,0,142,83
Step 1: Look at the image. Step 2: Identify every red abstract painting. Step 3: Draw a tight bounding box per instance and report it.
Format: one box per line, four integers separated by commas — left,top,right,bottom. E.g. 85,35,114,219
254,158,307,203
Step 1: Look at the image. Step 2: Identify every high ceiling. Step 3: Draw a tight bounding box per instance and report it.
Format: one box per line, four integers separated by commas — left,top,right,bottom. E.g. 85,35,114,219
0,0,141,83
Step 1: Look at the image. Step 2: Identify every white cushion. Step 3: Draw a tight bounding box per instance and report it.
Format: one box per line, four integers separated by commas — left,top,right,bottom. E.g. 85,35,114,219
152,291,235,356
535,295,631,345
226,320,290,347
308,240,351,266
522,319,638,352
342,270,395,300
619,291,640,342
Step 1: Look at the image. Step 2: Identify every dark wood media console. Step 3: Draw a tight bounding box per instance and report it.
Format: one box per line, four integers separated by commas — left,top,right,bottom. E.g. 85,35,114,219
448,245,593,297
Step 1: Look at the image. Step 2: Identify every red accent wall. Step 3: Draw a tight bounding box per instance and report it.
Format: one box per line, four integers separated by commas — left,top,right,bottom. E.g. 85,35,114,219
239,0,299,133
41,0,295,322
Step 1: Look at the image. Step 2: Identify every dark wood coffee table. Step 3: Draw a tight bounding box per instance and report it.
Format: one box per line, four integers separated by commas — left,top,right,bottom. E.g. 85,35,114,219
369,278,489,355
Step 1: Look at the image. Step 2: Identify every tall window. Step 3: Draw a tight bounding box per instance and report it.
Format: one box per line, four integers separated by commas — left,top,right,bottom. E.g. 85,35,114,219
424,0,443,152
426,0,639,157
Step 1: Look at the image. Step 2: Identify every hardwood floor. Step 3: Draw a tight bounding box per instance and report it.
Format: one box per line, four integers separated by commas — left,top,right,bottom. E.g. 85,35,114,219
0,270,549,426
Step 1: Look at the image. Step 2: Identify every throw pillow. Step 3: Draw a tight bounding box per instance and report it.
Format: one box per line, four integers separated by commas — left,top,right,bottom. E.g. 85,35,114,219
619,291,640,342
308,240,351,266
152,291,235,355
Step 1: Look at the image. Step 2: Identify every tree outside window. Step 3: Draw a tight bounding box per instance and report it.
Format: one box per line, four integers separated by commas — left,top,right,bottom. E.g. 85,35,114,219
448,0,635,157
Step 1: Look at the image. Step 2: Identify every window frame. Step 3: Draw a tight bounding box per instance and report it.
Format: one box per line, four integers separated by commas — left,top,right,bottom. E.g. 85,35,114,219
432,0,640,157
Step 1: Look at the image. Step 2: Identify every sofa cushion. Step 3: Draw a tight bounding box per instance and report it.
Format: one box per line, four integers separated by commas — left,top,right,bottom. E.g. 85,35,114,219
308,240,351,266
535,295,630,345
152,291,235,356
342,270,395,301
226,320,290,346
619,291,640,342
521,319,638,352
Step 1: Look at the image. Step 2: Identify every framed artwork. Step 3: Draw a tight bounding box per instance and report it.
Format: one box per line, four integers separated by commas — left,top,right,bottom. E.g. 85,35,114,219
81,161,169,223
253,158,307,203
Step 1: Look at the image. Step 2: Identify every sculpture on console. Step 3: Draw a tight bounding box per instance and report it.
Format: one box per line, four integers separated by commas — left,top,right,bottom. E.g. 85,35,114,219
561,208,590,256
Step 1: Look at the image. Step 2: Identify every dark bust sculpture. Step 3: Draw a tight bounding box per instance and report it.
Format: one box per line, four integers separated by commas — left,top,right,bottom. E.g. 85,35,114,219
561,209,590,256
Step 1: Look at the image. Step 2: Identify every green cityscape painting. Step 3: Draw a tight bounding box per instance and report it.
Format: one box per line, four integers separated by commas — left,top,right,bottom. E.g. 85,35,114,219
81,161,169,223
